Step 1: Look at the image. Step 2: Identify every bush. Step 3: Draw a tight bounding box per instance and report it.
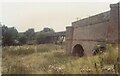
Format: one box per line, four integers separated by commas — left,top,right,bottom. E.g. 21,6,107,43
102,44,118,64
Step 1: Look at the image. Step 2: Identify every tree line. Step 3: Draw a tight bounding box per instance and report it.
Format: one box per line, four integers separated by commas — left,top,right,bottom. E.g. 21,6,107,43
0,23,55,46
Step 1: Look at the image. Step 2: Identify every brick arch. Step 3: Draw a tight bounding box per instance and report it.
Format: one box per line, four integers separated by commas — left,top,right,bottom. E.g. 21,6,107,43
72,44,84,57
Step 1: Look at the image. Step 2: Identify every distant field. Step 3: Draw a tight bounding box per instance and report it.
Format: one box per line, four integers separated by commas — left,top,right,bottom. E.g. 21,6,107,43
2,44,118,74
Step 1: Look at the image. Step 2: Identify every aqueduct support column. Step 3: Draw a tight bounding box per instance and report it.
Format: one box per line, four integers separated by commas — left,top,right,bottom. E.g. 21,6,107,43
107,3,119,43
117,2,120,74
66,26,74,54
109,2,120,74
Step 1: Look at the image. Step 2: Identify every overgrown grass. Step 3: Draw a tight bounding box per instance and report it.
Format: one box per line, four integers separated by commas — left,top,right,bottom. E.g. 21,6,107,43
102,44,118,64
2,44,119,74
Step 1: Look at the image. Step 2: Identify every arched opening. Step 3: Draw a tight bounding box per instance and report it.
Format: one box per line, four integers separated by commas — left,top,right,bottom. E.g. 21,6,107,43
72,44,84,57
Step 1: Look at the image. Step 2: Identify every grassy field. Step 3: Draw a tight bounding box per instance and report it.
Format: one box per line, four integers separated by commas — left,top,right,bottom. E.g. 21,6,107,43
2,44,119,74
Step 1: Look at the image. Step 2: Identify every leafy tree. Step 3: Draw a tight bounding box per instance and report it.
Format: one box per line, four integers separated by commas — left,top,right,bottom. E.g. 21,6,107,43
0,23,2,45
0,23,2,40
24,28,35,42
41,27,55,33
18,35,27,45
36,32,47,44
36,27,55,44
2,25,18,46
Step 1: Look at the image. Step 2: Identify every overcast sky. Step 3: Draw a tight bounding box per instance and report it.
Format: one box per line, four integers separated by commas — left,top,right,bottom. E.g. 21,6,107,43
0,0,119,32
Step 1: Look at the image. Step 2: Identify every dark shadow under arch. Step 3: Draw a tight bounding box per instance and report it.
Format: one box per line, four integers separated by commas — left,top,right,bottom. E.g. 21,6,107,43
72,44,84,57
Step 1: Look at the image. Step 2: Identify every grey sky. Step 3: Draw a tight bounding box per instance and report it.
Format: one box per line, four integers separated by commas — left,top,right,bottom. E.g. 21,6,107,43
1,2,115,32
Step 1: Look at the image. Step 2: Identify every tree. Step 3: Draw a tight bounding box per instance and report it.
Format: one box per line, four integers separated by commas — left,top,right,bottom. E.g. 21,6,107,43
36,27,55,44
24,28,35,41
2,25,18,46
41,27,55,33
18,35,27,45
0,23,2,45
36,32,47,44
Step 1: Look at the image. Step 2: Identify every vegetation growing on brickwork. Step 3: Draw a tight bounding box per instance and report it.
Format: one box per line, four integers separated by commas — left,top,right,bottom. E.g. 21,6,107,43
2,44,118,74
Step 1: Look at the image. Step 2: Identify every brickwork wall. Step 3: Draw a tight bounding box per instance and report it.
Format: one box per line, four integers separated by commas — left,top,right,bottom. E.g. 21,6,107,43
66,2,119,55
119,2,120,44
65,26,74,54
107,4,119,43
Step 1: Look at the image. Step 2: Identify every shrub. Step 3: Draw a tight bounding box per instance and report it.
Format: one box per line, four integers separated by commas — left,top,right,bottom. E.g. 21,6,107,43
102,44,118,64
